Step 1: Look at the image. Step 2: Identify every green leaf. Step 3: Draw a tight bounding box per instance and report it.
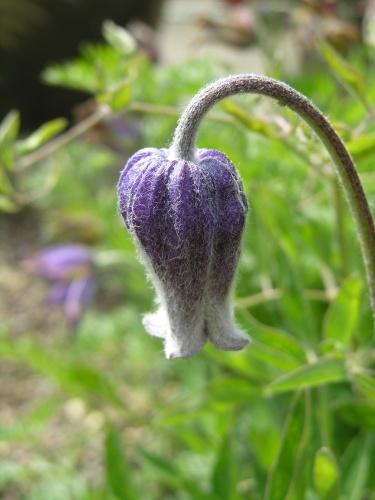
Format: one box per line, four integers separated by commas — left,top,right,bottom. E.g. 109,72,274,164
0,335,124,407
140,450,208,499
99,83,132,111
15,118,68,155
265,391,311,500
342,434,374,500
239,313,307,372
204,344,269,381
313,447,339,497
223,100,278,139
42,60,102,93
265,357,346,395
140,451,181,488
0,110,20,148
353,373,375,403
335,399,375,430
0,169,13,195
211,433,237,500
0,399,61,441
209,377,261,404
102,20,136,55
348,132,375,158
321,42,368,106
105,423,137,500
323,275,362,348
0,195,17,213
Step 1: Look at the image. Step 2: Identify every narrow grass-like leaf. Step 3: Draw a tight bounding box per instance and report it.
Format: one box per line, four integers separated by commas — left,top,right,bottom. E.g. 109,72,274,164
140,451,207,499
105,423,137,500
265,391,311,500
323,275,362,347
0,110,20,148
353,373,375,403
15,118,68,155
342,434,373,500
321,42,368,107
0,335,124,407
223,100,278,139
265,358,346,395
335,399,375,430
238,312,307,372
348,132,375,158
212,433,238,500
0,399,61,441
209,377,261,404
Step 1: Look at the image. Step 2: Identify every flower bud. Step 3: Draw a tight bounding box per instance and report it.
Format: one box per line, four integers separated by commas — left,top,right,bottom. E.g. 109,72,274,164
117,147,249,358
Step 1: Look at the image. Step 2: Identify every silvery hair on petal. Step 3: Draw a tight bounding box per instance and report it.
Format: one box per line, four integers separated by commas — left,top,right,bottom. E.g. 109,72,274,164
117,147,249,358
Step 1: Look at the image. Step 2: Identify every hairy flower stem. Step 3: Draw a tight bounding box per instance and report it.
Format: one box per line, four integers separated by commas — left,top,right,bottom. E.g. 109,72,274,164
170,74,375,323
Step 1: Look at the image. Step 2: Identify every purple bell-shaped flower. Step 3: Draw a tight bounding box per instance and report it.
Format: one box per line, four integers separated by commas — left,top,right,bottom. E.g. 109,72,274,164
118,72,375,358
118,147,249,358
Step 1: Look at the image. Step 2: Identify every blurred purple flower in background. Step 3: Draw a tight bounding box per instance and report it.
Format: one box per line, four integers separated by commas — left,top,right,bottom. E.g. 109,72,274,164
27,245,96,328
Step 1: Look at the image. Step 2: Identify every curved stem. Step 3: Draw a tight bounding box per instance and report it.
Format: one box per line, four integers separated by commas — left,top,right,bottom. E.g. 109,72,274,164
170,74,375,323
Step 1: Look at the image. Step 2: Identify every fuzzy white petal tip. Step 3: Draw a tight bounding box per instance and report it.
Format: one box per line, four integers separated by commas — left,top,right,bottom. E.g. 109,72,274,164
143,303,249,359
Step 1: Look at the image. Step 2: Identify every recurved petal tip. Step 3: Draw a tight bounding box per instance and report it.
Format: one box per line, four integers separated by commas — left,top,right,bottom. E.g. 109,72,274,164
206,302,250,351
143,306,207,359
142,309,167,339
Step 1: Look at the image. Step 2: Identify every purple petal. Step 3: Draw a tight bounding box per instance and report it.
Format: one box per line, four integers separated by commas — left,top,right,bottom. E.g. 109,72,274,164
47,282,70,306
64,277,96,328
31,245,93,281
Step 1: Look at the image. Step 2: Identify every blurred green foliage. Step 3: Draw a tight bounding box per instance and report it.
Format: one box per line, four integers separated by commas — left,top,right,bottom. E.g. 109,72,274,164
1,21,375,500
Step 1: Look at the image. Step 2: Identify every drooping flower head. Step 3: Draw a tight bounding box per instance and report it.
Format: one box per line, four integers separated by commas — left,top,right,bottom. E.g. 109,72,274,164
125,71,375,356
117,147,249,358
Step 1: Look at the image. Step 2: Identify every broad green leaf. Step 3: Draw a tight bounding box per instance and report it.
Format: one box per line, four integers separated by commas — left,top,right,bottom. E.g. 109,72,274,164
321,42,368,106
0,110,20,148
42,60,102,93
265,357,346,395
102,20,136,55
323,275,362,347
105,423,137,500
212,433,238,500
353,373,375,403
342,434,373,500
348,132,375,158
99,84,132,111
223,100,278,139
111,84,131,110
15,118,68,155
265,391,311,500
313,447,339,497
